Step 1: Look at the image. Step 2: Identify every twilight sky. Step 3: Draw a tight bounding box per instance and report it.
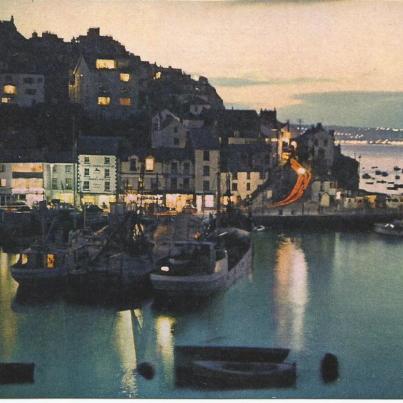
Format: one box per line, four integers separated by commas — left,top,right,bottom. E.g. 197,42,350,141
2,0,403,127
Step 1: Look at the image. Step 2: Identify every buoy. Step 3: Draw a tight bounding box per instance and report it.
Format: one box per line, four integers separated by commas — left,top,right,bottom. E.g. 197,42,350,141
137,362,155,380
0,363,35,384
320,353,339,383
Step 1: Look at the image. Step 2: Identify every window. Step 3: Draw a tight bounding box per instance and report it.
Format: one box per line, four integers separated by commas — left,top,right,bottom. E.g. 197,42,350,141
0,164,5,172
120,73,131,82
84,168,90,177
119,97,131,106
203,150,209,161
105,168,110,178
232,182,238,191
260,171,265,180
173,137,179,146
83,181,89,191
65,178,73,190
3,84,16,95
52,178,58,190
246,172,251,180
96,59,116,69
233,172,238,180
324,139,328,147
104,157,110,165
171,178,177,191
65,165,72,174
130,159,137,171
25,89,37,95
84,156,90,164
246,183,251,191
105,182,110,191
1,97,11,103
183,162,190,175
23,77,34,84
0,179,6,187
52,165,58,173
203,166,210,176
145,157,154,171
98,96,111,106
183,178,190,190
171,162,178,174
154,71,162,80
174,126,178,133
203,180,210,191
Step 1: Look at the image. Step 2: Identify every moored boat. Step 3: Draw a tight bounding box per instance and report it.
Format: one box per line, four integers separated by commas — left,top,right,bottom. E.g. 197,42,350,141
150,228,252,298
374,220,403,237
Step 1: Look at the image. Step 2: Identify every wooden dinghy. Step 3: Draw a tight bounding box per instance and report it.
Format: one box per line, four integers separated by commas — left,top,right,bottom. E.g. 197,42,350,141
191,360,296,388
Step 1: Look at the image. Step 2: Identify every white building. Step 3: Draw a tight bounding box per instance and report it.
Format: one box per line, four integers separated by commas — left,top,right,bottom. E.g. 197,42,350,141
1,72,45,107
77,136,120,208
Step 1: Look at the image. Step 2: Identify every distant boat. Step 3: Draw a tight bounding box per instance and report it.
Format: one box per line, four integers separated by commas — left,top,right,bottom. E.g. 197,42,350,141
375,170,382,175
374,220,403,237
394,166,400,171
395,175,400,180
365,182,374,185
362,173,372,179
381,171,388,177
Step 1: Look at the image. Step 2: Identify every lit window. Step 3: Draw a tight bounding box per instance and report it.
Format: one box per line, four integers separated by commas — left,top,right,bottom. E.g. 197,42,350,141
98,96,111,106
1,97,11,104
145,157,154,171
120,73,130,82
0,179,6,187
3,85,16,95
154,71,162,80
47,254,56,269
96,59,116,69
119,97,131,106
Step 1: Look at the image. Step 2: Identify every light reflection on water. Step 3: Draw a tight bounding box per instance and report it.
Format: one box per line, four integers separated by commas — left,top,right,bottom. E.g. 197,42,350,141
273,237,308,352
155,315,176,385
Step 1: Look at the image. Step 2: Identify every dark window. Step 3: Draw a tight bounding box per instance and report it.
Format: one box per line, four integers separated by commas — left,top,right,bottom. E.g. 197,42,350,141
324,139,328,147
105,168,110,178
83,181,89,191
130,159,137,171
183,162,190,175
203,180,210,191
171,162,178,174
232,182,238,191
23,77,34,84
52,178,58,190
247,183,251,191
0,164,5,172
104,157,110,165
105,182,110,191
174,126,178,133
246,172,251,180
233,172,238,180
65,165,72,174
25,89,36,95
173,137,179,146
84,156,90,164
260,171,265,180
203,166,210,176
84,168,89,176
203,150,209,161
183,178,190,190
65,178,73,190
171,178,177,190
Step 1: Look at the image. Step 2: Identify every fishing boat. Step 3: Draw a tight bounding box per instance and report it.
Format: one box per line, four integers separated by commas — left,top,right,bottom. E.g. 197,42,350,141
11,243,69,288
175,345,295,388
151,228,252,298
374,220,403,237
253,225,266,232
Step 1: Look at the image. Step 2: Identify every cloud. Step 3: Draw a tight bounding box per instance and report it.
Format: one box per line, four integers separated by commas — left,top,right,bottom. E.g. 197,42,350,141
210,76,335,88
278,91,403,128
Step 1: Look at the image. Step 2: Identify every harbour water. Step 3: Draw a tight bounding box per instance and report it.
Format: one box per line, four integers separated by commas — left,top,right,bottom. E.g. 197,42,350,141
1,229,403,399
1,144,403,399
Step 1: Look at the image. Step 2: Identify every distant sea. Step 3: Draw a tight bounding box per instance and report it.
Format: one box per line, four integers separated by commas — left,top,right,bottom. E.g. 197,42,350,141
341,144,403,195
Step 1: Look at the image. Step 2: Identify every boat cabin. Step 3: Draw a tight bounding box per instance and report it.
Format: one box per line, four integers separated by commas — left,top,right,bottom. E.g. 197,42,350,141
156,241,226,276
14,248,65,271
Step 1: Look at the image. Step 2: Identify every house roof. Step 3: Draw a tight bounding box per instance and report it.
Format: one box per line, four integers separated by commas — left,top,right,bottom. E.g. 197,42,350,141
125,147,192,162
78,136,121,155
188,127,220,150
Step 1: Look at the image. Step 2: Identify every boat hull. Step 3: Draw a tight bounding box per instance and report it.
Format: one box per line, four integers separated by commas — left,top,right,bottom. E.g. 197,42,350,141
11,267,67,288
151,246,252,297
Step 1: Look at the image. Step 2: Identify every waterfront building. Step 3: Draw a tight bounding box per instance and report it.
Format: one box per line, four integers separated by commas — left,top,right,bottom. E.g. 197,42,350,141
77,136,120,208
0,149,46,206
120,147,194,211
43,152,74,205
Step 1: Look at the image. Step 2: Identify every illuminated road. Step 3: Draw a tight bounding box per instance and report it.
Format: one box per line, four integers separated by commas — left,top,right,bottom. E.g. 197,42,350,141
271,159,312,208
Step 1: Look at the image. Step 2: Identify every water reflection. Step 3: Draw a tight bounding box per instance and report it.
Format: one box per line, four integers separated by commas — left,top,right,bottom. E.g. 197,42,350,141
113,310,138,397
155,315,176,384
273,237,309,351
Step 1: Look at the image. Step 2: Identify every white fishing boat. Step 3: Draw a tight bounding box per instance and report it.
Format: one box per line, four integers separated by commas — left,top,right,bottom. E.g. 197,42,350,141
151,228,252,298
